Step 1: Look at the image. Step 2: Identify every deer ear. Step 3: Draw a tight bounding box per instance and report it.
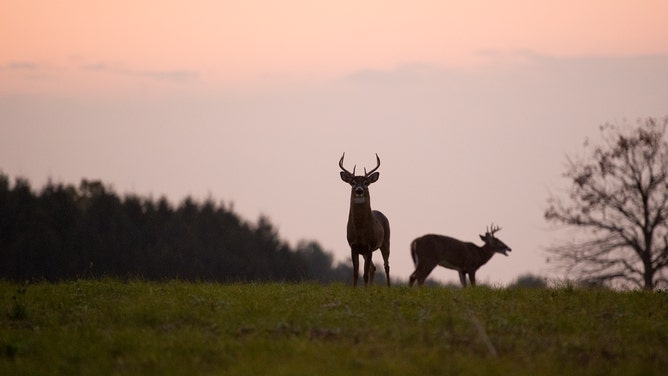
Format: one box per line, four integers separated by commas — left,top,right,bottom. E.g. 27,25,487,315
479,234,487,242
340,171,353,183
366,172,379,184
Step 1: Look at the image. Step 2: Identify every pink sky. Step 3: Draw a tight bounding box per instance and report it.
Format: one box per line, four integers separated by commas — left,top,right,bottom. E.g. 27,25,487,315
2,1,668,285
2,1,667,92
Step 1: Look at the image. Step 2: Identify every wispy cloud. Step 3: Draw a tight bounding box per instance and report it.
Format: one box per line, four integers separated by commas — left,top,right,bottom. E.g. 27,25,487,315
81,62,199,82
1,61,40,70
134,69,199,82
80,62,110,71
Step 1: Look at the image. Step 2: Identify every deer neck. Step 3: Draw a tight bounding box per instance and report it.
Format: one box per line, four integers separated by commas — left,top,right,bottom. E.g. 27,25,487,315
477,243,497,265
349,195,373,224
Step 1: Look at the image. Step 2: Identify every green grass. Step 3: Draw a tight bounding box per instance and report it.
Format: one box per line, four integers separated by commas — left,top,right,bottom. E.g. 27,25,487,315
1,280,667,375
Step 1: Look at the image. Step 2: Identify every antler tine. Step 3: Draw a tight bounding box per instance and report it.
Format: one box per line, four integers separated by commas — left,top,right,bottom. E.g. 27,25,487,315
364,153,381,177
339,153,354,176
489,223,502,236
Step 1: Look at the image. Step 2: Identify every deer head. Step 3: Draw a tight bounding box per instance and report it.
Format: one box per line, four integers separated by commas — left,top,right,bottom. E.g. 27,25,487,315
339,153,380,205
479,224,511,256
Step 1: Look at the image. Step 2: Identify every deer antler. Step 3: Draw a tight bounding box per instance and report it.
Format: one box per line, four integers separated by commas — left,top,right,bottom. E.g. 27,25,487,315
339,153,356,176
364,153,381,177
487,223,502,237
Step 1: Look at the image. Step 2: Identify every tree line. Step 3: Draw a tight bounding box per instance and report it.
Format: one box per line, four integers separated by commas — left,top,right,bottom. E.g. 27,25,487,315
0,174,353,283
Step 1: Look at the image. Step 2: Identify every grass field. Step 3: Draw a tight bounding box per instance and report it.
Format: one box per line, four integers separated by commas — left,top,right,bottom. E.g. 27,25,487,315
1,280,667,375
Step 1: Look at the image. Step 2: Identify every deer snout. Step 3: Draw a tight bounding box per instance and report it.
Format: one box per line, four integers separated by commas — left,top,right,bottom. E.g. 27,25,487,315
354,187,365,196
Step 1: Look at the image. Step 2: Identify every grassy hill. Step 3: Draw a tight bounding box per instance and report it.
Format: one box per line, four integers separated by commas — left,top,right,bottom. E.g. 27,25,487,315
2,280,666,375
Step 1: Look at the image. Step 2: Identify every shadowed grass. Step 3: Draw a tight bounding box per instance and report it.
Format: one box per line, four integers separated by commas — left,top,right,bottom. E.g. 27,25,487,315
1,280,666,375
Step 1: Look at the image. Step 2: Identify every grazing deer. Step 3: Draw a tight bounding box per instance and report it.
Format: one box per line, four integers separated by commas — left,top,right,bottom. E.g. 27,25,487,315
339,153,391,287
409,224,511,287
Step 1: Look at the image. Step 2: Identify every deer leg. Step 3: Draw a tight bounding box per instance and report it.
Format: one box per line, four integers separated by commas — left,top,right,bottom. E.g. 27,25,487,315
381,246,390,287
469,272,476,287
458,271,467,287
362,254,373,287
368,256,376,285
408,263,424,287
409,271,418,287
417,263,437,286
351,250,360,287
370,261,376,284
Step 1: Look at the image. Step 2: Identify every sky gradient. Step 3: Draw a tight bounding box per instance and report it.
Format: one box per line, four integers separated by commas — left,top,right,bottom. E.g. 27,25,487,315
2,1,668,285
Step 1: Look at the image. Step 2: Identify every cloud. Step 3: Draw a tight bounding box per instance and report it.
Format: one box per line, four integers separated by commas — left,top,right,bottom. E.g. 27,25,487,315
342,63,460,88
133,69,199,82
474,48,553,60
1,61,40,71
81,62,199,82
80,62,110,71
343,53,668,88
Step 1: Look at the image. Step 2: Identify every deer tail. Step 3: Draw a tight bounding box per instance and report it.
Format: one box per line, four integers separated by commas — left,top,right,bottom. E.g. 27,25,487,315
410,239,418,266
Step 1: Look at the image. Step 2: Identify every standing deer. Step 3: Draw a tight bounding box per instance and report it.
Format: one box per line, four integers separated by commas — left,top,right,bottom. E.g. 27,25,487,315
339,153,391,287
409,224,511,287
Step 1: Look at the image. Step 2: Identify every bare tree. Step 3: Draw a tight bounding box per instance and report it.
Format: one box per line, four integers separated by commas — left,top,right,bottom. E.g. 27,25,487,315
545,117,668,290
